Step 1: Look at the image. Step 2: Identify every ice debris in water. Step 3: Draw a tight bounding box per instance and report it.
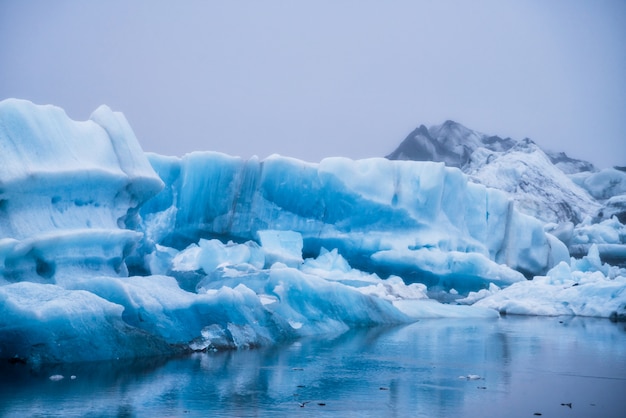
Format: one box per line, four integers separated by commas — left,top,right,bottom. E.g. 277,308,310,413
472,245,626,317
458,375,482,380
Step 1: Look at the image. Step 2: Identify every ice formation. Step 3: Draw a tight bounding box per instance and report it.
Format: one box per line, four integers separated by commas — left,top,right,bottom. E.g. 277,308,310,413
0,99,624,365
570,168,626,200
466,245,626,320
139,151,566,281
0,99,164,282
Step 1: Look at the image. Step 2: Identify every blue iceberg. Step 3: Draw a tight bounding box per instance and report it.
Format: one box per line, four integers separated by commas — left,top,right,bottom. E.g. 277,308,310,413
0,99,623,365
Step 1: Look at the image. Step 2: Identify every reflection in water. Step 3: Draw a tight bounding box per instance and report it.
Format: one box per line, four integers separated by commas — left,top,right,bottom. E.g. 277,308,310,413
1,316,624,417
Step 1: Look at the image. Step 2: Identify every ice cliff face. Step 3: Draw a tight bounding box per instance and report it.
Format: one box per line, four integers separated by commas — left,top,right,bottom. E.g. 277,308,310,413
139,152,563,281
387,121,601,224
0,99,163,282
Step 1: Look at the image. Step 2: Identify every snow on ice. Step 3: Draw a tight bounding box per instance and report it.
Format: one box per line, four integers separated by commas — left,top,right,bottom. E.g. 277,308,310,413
0,99,624,364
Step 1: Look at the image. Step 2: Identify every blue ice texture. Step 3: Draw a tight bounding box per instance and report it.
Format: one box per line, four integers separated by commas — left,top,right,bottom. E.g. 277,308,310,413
0,99,624,364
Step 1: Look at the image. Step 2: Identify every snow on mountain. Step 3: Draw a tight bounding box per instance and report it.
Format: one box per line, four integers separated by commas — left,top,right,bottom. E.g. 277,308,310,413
546,150,597,175
464,139,600,224
387,121,600,224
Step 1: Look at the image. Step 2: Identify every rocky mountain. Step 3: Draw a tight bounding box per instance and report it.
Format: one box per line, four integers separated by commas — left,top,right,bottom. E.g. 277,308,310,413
386,121,601,224
386,120,516,168
546,151,597,175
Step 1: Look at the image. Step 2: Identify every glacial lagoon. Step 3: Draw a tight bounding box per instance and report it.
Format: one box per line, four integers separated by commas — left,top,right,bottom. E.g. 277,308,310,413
1,315,624,418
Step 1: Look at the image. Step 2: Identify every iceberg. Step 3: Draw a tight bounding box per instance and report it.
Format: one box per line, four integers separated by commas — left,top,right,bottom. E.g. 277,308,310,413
0,99,163,282
0,98,623,366
140,152,566,282
570,168,626,200
468,246,626,320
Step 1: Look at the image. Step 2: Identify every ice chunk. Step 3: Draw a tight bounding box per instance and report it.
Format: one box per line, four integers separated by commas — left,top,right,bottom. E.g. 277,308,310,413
301,247,352,274
474,260,626,318
172,239,264,273
569,217,626,265
456,283,502,305
0,282,173,364
0,99,163,282
393,299,498,319
257,230,303,267
570,168,626,200
370,247,525,292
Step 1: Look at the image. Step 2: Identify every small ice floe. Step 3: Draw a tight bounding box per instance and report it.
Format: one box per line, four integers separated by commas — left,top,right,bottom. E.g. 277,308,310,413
458,374,481,380
70,375,77,380
49,374,64,381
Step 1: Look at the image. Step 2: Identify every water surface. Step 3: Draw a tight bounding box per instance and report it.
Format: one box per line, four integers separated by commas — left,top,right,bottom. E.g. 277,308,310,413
1,316,624,417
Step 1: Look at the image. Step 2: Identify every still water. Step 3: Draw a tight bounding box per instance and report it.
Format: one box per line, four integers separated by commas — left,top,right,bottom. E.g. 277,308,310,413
1,316,625,418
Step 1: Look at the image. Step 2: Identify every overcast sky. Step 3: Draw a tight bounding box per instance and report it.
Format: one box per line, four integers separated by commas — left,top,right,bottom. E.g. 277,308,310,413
1,0,624,168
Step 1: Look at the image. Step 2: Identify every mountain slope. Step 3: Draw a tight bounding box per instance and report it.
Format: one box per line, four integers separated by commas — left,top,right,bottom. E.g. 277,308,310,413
464,139,600,224
386,121,600,224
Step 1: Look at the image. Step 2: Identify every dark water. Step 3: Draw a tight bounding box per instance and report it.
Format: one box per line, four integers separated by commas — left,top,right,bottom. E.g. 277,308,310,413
1,316,625,417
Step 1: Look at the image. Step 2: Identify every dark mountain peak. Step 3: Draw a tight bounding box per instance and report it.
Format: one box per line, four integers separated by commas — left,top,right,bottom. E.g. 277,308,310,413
387,120,596,176
482,135,516,152
388,120,501,168
430,120,475,141
385,124,439,162
547,151,597,174
410,124,431,137
512,138,539,152
386,120,485,167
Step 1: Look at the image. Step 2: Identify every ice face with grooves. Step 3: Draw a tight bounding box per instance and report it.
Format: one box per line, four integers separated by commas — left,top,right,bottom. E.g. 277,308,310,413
3,99,620,366
0,99,163,282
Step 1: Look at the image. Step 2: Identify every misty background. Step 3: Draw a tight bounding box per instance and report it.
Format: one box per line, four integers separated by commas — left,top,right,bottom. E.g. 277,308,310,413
1,0,624,168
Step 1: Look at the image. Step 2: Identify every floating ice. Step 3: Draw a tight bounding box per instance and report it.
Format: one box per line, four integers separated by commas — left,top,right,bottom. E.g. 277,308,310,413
1,99,624,366
568,216,626,264
257,230,303,267
473,246,626,318
570,168,626,200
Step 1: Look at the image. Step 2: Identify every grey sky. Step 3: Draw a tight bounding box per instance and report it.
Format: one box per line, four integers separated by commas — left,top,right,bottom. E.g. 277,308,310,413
1,0,625,168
